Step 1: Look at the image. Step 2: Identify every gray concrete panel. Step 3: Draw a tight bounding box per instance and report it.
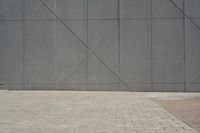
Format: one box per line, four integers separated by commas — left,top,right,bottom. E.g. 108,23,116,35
25,0,54,19
153,84,184,92
0,21,23,64
152,0,183,18
186,83,200,92
66,20,87,44
24,21,54,86
88,84,127,91
120,20,151,83
55,20,87,85
62,59,87,84
0,63,23,84
24,83,57,90
25,62,53,84
56,0,87,19
88,0,117,19
185,0,200,18
152,19,184,83
25,21,54,62
2,84,24,90
0,21,23,85
0,0,23,20
58,84,87,91
185,19,200,83
88,55,119,84
128,84,152,92
91,20,119,74
88,20,117,49
120,0,151,19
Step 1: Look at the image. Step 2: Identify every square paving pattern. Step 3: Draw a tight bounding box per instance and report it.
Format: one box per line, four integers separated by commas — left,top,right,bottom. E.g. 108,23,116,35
0,91,198,133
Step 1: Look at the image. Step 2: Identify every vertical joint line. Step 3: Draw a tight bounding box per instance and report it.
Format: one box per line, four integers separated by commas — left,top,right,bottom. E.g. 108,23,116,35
86,0,89,91
39,0,132,91
150,0,153,92
117,0,121,76
53,0,57,89
22,0,25,90
183,0,186,92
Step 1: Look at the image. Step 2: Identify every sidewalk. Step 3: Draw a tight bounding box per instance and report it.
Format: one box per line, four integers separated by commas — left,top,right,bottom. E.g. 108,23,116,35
0,91,198,133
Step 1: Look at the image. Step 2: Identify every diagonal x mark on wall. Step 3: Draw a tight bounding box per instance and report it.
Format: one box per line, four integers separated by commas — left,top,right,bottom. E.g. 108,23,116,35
168,0,200,88
39,0,132,91
57,0,145,89
57,24,119,88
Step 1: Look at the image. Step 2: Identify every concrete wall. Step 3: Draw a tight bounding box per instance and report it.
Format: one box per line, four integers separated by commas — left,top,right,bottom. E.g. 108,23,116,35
0,0,200,92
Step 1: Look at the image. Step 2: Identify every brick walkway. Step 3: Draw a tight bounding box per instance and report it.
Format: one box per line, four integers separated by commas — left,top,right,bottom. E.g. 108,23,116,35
0,91,198,133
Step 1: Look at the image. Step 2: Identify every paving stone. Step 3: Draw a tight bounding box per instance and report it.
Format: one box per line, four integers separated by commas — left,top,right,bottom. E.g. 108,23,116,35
0,91,198,133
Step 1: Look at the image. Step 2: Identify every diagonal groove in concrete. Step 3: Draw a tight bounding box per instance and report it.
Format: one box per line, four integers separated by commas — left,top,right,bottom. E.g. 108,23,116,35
186,71,200,88
39,0,132,91
57,25,118,88
168,0,200,88
57,0,144,88
169,0,200,31
1,0,22,18
57,0,142,88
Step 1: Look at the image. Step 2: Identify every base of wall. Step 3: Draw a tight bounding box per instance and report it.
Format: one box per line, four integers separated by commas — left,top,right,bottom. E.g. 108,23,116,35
1,83,199,92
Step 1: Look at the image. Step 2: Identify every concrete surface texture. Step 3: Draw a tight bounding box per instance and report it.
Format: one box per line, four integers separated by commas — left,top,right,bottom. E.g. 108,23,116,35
0,91,199,133
148,93,200,130
0,0,200,91
154,99,200,131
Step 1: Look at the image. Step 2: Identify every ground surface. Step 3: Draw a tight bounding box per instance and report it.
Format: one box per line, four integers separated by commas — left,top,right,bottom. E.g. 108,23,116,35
0,91,199,133
153,97,200,131
154,99,200,129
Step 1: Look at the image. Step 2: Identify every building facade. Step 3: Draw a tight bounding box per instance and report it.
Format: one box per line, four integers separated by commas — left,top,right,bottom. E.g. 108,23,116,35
0,0,200,91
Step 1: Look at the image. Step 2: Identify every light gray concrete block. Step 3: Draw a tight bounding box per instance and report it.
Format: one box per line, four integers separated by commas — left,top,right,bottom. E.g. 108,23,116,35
88,55,119,84
153,84,184,92
120,20,151,83
88,0,117,19
185,0,200,18
25,21,54,62
192,19,200,28
186,83,200,92
0,21,23,85
2,84,24,90
88,84,128,91
88,20,119,82
0,63,23,84
24,21,54,85
89,20,119,74
66,20,87,44
0,21,23,64
152,19,184,83
185,19,200,83
120,0,151,19
58,84,87,91
24,83,56,90
25,62,53,84
128,84,152,92
0,0,23,20
152,0,183,18
56,0,87,19
88,20,117,49
55,20,87,84
172,0,184,10
25,0,54,19
60,58,87,84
